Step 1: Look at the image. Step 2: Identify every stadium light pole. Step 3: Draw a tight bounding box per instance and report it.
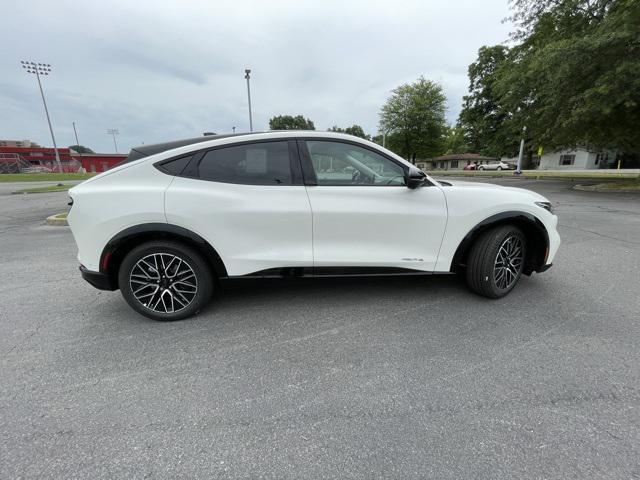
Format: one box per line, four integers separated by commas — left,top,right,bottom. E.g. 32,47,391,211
106,128,119,153
244,69,253,132
21,61,62,172
72,121,80,147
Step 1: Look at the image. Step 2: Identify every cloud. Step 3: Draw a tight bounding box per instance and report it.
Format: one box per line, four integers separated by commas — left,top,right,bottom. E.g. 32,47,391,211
0,0,512,153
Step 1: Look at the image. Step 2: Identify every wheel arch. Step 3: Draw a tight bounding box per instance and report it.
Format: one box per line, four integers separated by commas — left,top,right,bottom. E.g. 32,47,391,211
99,223,227,289
450,211,549,275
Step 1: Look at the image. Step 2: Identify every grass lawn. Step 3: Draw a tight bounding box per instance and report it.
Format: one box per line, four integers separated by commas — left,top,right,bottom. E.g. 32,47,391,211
0,173,95,183
14,184,72,194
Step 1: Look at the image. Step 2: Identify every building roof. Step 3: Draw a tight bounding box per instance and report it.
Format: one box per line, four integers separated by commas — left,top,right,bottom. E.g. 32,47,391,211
429,153,499,162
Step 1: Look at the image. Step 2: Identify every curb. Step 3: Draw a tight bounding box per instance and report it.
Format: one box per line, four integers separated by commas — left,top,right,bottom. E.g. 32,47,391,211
46,214,68,226
430,172,640,181
573,184,640,193
12,183,70,194
12,188,70,195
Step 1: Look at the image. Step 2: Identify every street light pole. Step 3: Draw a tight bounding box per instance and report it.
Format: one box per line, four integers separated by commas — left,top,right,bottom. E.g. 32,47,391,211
516,125,527,175
106,129,119,153
21,61,62,172
72,122,80,146
244,69,253,132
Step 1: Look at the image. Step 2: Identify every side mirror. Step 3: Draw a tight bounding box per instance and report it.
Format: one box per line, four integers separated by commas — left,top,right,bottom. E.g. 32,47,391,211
405,167,427,189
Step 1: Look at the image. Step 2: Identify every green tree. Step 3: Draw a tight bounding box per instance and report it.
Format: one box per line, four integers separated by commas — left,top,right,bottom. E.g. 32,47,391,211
379,77,447,162
327,124,370,139
458,45,520,157
69,145,94,154
498,0,640,154
442,125,469,154
269,115,315,130
371,131,403,149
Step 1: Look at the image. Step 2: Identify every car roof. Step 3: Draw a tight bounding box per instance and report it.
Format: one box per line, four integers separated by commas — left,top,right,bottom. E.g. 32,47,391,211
117,131,417,174
124,133,256,162
122,130,379,164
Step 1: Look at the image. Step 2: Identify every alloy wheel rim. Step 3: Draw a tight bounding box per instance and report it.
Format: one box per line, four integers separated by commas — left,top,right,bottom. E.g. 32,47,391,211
129,253,198,314
493,235,524,290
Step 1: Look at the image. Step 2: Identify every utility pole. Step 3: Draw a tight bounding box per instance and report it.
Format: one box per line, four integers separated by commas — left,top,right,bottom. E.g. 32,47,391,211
232,126,236,134
21,61,62,172
516,125,527,174
244,69,253,132
106,128,119,153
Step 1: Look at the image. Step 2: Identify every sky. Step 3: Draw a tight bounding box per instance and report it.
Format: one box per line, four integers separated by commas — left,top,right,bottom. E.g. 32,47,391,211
0,0,512,154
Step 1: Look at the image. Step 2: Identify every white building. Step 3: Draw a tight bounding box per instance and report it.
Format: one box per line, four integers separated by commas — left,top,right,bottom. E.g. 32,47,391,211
538,148,616,170
501,148,617,170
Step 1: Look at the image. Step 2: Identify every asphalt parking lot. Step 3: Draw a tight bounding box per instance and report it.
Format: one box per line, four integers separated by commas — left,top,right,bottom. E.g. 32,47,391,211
1,177,639,478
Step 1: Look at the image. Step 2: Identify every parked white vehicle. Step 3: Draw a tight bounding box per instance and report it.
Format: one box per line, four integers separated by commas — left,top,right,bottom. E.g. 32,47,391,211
478,161,514,171
68,131,560,321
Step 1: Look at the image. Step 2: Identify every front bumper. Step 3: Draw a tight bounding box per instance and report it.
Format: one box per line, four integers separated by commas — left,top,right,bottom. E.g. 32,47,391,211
80,266,117,291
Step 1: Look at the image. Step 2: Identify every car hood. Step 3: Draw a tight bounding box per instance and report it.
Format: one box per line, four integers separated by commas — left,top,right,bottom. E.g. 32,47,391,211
435,178,549,202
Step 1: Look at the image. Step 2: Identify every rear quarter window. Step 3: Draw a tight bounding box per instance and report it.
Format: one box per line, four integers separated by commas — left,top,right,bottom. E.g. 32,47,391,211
156,155,193,176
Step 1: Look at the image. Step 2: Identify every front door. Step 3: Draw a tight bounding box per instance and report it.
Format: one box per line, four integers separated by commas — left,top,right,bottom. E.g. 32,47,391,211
299,139,448,272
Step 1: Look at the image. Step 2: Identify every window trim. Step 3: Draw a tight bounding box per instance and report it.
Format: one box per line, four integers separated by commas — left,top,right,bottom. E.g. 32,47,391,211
297,138,423,187
155,138,303,186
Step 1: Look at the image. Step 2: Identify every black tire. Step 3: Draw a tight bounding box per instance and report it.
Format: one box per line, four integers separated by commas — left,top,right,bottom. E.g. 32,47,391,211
118,240,214,321
465,225,526,298
478,166,484,171
497,166,502,171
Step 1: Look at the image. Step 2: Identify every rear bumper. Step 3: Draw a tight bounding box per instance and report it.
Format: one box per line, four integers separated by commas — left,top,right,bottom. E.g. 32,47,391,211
80,266,117,291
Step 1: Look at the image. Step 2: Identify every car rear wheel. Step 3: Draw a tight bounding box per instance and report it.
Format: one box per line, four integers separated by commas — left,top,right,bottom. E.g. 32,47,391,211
118,240,214,321
478,166,484,170
466,225,526,298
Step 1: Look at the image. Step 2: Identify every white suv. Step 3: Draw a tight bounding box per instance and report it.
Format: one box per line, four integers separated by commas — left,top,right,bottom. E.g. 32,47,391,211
68,131,560,321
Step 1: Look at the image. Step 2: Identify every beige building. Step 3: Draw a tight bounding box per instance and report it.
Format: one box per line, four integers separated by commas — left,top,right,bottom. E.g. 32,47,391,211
417,153,500,171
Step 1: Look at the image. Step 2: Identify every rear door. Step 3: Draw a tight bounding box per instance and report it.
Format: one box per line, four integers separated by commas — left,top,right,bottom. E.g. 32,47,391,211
165,139,313,276
299,139,448,272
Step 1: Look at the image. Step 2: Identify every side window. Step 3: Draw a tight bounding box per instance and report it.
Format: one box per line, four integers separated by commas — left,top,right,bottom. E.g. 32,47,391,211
158,154,193,176
198,141,292,185
306,141,405,186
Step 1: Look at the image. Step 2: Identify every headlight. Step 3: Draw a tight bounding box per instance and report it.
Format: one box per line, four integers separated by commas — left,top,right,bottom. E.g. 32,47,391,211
535,201,553,213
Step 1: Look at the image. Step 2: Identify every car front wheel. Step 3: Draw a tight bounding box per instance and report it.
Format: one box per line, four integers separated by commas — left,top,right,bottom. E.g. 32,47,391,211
466,225,526,298
118,240,214,321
